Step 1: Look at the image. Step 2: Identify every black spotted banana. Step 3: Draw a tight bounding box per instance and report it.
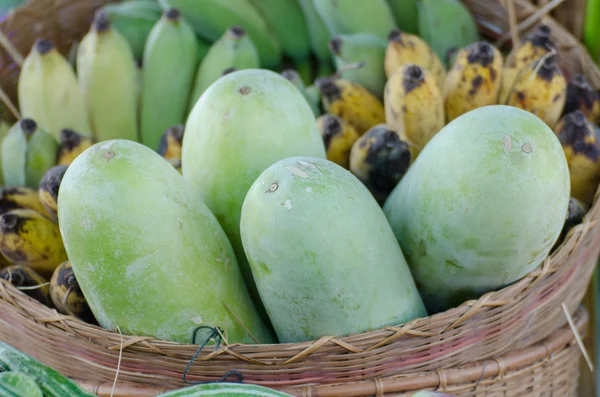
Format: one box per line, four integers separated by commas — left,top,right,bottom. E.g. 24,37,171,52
316,114,359,169
158,124,184,162
188,27,260,112
0,265,52,307
563,74,600,125
38,165,68,222
555,110,600,207
385,29,446,91
281,69,321,117
349,124,411,205
329,33,387,98
313,0,397,41
50,261,96,323
77,11,139,142
157,0,282,68
1,119,58,189
316,76,386,135
296,0,333,76
384,64,444,159
500,24,555,104
140,8,199,152
18,39,92,139
443,42,503,122
506,54,567,128
0,186,49,217
0,208,67,278
57,128,96,166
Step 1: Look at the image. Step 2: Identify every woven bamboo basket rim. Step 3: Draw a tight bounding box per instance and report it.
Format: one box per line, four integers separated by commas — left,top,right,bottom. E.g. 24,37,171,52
0,0,596,394
73,306,589,397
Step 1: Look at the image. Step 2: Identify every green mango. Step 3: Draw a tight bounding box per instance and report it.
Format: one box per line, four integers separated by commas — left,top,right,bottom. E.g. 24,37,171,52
240,156,427,343
182,69,326,317
383,105,570,313
57,139,274,344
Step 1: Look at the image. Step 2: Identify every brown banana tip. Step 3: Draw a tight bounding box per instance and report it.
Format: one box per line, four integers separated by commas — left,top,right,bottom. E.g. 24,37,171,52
541,54,557,70
0,213,18,230
328,37,342,55
20,119,37,136
536,24,551,38
572,75,591,90
93,10,111,32
168,125,185,143
222,67,236,76
467,42,495,67
314,76,338,96
405,65,424,81
281,69,300,82
34,38,53,54
529,24,553,48
165,8,181,21
228,26,247,39
323,115,341,134
59,128,79,145
47,176,62,197
387,29,401,42
568,110,587,127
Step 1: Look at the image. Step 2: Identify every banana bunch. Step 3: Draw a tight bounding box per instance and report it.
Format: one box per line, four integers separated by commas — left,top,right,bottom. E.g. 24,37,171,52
140,8,199,151
443,42,503,122
157,124,184,172
506,54,567,128
18,39,92,139
1,119,58,189
385,29,446,91
316,76,386,135
384,64,444,159
563,75,600,125
57,129,96,166
50,261,96,323
188,26,260,112
0,265,52,307
316,114,359,168
555,110,600,207
349,124,411,205
281,69,322,117
0,186,49,217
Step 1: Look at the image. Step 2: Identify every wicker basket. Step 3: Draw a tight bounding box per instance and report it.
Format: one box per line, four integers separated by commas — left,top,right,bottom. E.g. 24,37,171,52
0,0,597,396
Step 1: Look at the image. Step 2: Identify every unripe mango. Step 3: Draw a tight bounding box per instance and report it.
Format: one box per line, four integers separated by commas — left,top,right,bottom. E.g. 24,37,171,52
58,139,274,344
240,156,427,343
384,106,570,313
182,69,326,314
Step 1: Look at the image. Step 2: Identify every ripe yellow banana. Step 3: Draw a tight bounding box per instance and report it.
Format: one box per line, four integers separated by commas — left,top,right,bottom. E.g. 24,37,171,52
50,260,96,322
384,64,444,159
500,24,555,104
316,114,359,169
77,11,139,142
0,264,52,306
0,186,49,217
506,54,567,128
57,128,96,166
38,165,68,222
315,76,385,135
555,110,600,207
157,124,184,162
18,39,92,139
563,74,600,125
443,42,503,123
384,29,446,91
0,208,67,278
349,124,411,205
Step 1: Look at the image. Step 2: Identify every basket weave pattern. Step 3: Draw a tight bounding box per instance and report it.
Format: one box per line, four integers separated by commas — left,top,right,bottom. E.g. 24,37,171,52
0,0,596,396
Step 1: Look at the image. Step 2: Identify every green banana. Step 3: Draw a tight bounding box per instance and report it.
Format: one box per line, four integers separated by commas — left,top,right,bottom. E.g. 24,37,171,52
329,33,387,98
296,0,333,73
102,0,163,61
386,0,419,34
77,11,139,142
1,119,58,189
281,69,321,116
157,0,282,68
188,26,260,112
248,0,310,73
18,39,92,140
584,0,600,63
312,0,397,41
417,0,480,68
140,8,199,151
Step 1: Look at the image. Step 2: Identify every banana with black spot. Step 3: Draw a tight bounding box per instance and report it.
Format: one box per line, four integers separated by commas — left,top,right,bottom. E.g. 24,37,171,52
0,186,49,217
349,124,411,205
562,74,600,125
316,114,359,169
500,24,555,104
0,208,67,278
443,41,503,123
50,260,96,323
157,124,184,161
38,165,68,222
555,110,600,207
384,29,446,91
507,54,567,128
384,64,444,159
315,76,385,135
57,128,96,166
0,265,52,306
